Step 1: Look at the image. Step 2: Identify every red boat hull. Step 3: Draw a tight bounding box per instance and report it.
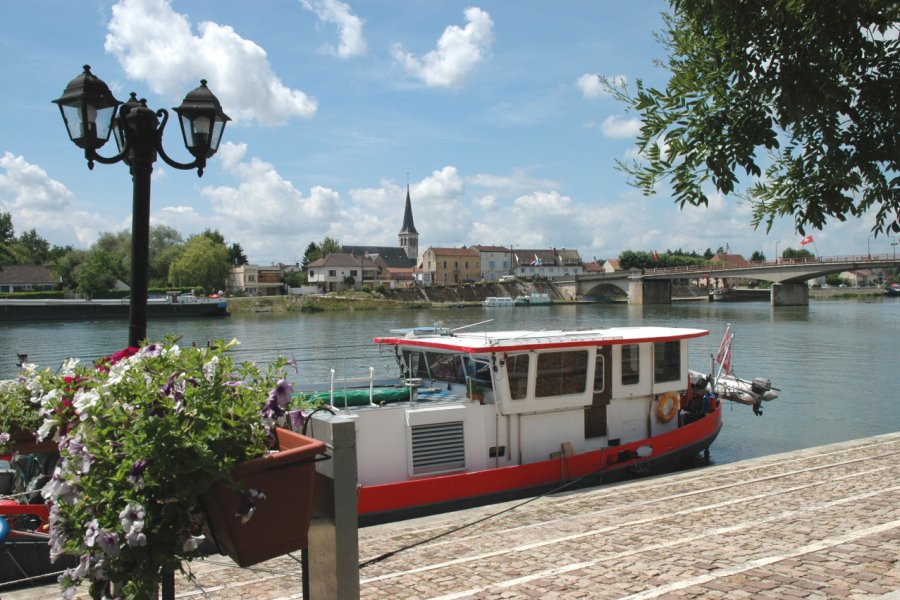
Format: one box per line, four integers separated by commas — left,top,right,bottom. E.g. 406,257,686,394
358,399,722,525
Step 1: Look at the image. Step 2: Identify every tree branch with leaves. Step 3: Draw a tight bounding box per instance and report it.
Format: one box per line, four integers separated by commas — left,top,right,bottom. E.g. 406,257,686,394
605,0,899,235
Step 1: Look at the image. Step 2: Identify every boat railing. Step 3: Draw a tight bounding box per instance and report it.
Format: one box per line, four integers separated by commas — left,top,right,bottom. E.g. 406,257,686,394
329,366,378,408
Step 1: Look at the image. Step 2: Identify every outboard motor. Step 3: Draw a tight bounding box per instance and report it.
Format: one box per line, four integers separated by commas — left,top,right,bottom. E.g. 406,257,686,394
751,378,772,395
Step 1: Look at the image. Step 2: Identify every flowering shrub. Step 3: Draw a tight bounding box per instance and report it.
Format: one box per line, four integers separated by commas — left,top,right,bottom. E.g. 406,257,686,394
0,364,46,454
29,338,294,599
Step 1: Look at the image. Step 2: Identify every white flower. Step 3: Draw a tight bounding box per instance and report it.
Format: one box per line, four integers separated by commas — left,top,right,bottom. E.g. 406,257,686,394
203,355,220,381
73,389,100,416
61,358,81,377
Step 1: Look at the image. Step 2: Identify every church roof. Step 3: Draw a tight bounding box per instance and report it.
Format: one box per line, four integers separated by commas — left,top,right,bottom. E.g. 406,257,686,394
398,185,418,235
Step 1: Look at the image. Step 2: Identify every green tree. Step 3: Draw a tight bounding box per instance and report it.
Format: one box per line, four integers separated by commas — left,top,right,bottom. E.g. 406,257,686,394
0,211,16,263
17,229,50,264
0,212,13,244
200,228,226,246
148,225,184,288
301,237,342,268
50,249,87,290
283,270,307,287
750,251,766,262
228,242,248,266
76,250,119,299
93,230,131,281
782,247,815,260
606,1,899,235
168,235,230,293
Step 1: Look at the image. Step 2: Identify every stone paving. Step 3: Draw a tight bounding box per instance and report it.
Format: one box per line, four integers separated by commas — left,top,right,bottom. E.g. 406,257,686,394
5,433,900,599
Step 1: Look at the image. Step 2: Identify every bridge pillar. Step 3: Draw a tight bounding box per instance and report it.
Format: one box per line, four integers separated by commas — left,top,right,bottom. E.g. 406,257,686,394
771,283,809,306
629,279,672,305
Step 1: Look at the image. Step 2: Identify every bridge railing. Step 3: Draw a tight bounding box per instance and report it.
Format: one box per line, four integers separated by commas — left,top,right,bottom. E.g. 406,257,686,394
623,253,896,277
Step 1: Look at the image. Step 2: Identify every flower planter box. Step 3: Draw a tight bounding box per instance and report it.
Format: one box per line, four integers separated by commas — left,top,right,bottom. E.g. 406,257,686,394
203,427,326,567
8,429,57,455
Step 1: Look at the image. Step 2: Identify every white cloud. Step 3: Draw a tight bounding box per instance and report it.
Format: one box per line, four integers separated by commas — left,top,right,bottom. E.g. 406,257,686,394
577,73,626,100
105,0,317,126
467,168,558,194
600,115,642,139
391,7,494,88
300,0,367,58
0,153,119,247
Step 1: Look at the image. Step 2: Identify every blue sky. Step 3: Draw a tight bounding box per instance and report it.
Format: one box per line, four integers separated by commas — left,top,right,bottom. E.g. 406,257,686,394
0,0,889,265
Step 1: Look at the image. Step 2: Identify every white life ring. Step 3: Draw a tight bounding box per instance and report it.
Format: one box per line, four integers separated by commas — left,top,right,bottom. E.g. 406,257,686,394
656,392,680,423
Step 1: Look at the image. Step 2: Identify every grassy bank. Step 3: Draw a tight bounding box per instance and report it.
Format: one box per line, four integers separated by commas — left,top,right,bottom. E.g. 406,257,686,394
226,293,431,315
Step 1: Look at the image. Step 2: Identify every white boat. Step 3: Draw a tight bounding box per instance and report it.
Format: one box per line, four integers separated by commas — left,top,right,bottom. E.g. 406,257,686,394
298,321,729,524
481,296,515,307
689,324,778,415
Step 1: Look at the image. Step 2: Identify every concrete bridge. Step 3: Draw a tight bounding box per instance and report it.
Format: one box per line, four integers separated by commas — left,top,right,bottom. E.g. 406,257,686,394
554,254,899,306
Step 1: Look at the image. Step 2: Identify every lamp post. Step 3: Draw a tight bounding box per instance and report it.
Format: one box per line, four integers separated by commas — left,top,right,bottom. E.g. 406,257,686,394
54,65,229,348
775,241,780,264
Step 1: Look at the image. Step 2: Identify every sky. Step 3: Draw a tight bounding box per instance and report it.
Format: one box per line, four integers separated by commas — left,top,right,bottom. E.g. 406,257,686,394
0,0,892,265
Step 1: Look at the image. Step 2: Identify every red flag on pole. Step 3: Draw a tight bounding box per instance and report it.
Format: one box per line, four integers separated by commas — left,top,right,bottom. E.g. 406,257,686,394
800,235,814,246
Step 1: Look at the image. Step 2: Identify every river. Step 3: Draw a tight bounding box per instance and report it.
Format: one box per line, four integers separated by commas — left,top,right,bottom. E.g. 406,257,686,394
1,297,897,466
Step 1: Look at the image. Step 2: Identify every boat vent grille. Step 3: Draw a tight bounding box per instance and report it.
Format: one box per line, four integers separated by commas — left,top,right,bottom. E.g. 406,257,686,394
410,421,465,475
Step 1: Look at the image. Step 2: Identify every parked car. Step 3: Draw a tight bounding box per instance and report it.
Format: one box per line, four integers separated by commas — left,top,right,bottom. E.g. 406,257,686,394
498,275,517,283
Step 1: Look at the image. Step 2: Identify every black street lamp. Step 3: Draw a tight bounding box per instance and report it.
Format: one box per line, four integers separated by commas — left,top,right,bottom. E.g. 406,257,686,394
54,65,229,348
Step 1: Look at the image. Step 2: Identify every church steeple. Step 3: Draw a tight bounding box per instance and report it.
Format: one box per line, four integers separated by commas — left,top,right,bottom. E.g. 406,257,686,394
398,184,419,261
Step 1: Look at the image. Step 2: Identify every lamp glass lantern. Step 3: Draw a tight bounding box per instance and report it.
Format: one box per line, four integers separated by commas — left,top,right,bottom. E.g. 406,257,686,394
52,65,121,150
173,79,231,160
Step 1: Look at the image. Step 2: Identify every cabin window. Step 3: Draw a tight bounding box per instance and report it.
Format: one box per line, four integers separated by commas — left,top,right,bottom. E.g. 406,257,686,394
654,341,681,383
593,353,606,393
401,351,465,384
506,354,529,400
621,344,640,385
535,350,588,397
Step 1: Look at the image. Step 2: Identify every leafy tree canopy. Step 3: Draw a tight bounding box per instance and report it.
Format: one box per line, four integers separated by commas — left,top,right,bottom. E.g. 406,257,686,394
301,236,342,267
76,250,119,299
228,242,248,266
606,0,899,235
168,235,230,293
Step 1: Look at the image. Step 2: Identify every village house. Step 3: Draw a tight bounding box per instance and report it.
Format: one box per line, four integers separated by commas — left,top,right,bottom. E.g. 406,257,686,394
419,247,480,285
512,248,584,278
227,264,286,296
0,265,59,293
307,253,380,292
472,245,513,281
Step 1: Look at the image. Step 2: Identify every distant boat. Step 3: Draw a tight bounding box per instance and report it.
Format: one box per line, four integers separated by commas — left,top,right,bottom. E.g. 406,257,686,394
885,284,900,297
0,293,228,321
482,296,515,307
514,292,552,306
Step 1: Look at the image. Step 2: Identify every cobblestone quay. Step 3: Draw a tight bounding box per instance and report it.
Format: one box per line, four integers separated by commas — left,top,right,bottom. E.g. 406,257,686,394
7,432,900,599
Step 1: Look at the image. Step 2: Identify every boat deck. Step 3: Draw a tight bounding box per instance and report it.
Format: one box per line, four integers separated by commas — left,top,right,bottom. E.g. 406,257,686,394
5,432,900,598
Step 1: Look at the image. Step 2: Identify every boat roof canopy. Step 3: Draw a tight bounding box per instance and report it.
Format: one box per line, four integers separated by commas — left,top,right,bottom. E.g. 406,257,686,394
374,326,708,354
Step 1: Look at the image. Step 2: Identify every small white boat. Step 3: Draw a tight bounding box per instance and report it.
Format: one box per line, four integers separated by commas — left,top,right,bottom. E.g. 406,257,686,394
482,296,515,307
690,324,778,415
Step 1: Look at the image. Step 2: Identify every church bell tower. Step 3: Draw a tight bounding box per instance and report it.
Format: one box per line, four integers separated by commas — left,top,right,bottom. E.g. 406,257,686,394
398,184,419,261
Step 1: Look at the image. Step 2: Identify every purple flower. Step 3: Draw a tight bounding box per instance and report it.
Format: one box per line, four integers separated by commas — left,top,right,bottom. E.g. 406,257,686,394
287,354,299,374
288,409,308,432
271,379,293,409
127,459,149,490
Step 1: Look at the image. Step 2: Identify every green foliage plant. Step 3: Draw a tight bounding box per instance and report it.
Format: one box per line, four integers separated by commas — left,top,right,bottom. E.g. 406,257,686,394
15,339,297,599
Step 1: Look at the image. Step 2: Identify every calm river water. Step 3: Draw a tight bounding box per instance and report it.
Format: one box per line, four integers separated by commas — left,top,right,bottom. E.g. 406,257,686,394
1,297,897,466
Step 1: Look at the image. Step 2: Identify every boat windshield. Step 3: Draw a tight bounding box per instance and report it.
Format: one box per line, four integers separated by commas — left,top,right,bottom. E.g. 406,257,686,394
401,350,493,390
